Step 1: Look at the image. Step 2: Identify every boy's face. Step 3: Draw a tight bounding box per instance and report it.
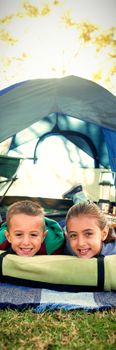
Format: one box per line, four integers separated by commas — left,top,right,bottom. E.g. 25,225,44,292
67,214,108,258
5,213,47,256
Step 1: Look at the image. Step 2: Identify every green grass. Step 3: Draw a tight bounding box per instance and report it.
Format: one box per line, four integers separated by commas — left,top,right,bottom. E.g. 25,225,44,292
0,308,116,350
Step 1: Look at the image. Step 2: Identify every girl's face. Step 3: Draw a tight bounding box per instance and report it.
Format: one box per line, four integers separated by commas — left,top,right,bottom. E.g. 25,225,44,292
67,214,108,258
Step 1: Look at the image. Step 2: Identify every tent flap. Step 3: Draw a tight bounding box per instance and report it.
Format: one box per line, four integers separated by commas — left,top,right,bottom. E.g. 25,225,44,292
0,156,20,179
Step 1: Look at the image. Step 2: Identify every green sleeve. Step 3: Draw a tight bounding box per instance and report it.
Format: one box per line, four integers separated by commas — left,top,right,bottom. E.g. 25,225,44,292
0,222,7,244
45,217,64,254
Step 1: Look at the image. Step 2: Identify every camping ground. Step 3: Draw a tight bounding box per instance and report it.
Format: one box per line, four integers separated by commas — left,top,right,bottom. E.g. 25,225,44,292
0,308,116,350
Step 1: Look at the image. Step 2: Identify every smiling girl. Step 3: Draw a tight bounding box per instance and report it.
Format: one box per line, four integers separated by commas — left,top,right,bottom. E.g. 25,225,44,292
65,202,116,258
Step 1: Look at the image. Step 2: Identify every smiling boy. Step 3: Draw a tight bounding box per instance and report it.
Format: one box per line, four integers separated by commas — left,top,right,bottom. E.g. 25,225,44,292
0,200,65,256
5,208,47,256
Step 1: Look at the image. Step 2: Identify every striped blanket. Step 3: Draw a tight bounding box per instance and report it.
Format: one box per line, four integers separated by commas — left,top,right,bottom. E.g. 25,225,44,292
0,282,115,312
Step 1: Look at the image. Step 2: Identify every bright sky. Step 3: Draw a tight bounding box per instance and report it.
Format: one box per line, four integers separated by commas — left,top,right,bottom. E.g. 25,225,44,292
1,0,116,27
0,0,116,93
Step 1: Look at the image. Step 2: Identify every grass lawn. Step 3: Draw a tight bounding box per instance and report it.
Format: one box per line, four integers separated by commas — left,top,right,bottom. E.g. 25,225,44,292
0,308,115,350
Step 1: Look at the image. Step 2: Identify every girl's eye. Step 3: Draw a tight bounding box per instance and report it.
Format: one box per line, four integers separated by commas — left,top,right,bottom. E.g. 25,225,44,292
85,231,93,237
70,234,77,239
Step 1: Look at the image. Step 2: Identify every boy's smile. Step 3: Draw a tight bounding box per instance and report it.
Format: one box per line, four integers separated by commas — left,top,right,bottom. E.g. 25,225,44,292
5,213,47,256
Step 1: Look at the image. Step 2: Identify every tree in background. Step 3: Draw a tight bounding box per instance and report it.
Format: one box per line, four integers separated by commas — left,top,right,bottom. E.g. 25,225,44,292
0,0,115,94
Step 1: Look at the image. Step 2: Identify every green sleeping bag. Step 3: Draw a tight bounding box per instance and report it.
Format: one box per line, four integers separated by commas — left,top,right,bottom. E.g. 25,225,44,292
0,251,116,292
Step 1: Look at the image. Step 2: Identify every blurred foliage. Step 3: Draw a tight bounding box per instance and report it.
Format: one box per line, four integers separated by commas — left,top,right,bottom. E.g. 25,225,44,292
0,0,115,93
0,28,18,45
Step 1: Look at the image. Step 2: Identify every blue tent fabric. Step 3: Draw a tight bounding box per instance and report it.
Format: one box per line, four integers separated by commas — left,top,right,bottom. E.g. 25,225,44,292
0,76,116,172
103,128,116,173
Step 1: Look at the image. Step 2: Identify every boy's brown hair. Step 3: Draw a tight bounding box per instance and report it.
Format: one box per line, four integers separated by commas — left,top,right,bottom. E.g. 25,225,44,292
6,200,45,231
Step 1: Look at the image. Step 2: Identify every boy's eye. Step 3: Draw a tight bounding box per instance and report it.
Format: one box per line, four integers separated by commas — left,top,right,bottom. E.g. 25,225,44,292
15,233,22,237
31,233,40,237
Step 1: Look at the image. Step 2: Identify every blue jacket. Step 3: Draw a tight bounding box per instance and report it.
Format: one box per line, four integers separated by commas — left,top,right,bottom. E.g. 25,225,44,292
101,240,116,256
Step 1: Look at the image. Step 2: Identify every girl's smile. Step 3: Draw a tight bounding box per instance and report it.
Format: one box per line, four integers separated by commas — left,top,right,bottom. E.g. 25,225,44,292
67,214,108,258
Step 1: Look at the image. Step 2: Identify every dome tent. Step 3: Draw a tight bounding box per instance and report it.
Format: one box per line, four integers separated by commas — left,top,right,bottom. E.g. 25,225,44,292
0,75,116,198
